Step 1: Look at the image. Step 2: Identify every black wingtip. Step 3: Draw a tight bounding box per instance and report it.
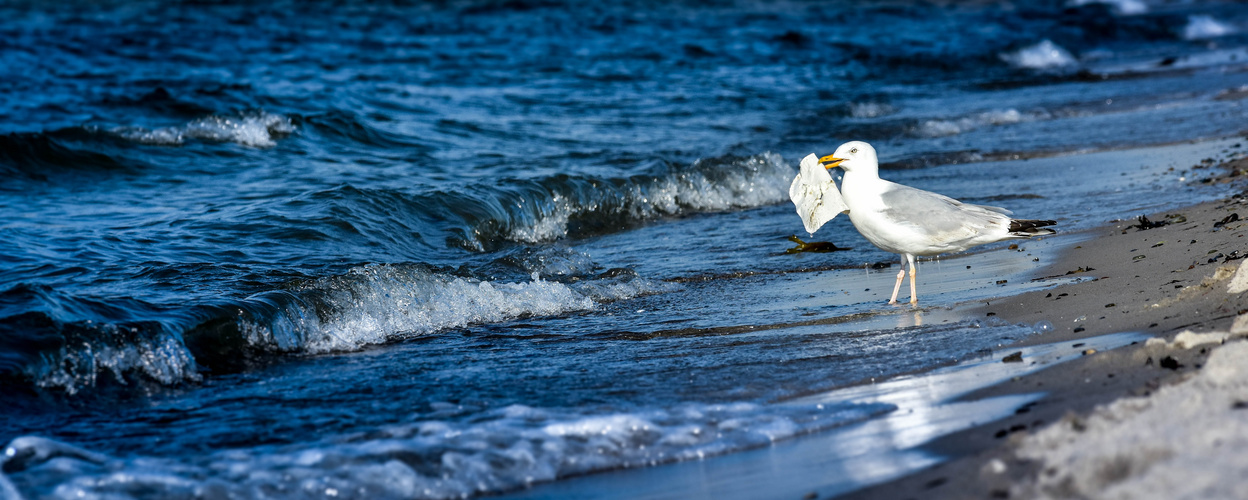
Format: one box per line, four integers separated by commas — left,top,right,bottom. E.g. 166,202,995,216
1009,219,1057,235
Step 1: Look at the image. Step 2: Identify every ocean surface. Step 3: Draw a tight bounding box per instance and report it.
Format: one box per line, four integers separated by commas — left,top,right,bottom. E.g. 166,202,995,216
2,0,1248,498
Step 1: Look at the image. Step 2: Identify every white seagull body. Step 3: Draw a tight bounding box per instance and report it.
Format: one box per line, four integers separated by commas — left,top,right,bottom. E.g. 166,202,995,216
790,141,1056,305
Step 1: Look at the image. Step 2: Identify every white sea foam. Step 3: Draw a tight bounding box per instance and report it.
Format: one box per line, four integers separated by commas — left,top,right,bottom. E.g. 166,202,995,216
114,111,294,147
848,102,895,119
1000,40,1077,70
242,264,677,354
1067,0,1147,15
1,400,890,499
914,108,1035,138
507,203,573,244
507,245,600,278
32,260,672,394
1183,15,1234,40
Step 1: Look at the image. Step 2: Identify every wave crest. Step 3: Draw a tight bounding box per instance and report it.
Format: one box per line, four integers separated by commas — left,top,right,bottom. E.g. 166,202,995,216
455,152,795,249
913,108,1042,138
111,111,294,148
5,261,675,395
998,39,1078,71
1000,40,1077,71
235,263,675,354
1183,15,1234,40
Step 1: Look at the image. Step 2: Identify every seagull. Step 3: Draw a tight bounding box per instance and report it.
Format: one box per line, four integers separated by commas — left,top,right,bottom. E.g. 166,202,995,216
790,141,1056,305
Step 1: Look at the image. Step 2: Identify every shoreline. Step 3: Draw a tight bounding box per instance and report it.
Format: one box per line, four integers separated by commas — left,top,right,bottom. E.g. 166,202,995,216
843,147,1248,498
493,136,1248,500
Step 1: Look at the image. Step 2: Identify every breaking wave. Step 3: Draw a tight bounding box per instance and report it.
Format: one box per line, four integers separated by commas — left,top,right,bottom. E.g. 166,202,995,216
3,258,676,395
227,263,673,356
453,152,796,249
110,111,295,148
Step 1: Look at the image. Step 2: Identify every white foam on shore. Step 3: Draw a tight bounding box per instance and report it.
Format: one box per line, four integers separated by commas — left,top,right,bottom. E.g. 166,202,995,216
1000,40,1077,70
1014,338,1248,499
114,111,294,147
0,400,889,499
1184,15,1236,40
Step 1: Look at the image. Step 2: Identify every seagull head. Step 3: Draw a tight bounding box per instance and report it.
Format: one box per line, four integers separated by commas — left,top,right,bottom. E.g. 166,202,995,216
819,141,877,174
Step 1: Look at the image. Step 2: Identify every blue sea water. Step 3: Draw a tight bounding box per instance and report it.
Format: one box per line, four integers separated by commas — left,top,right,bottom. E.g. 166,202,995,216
2,0,1248,497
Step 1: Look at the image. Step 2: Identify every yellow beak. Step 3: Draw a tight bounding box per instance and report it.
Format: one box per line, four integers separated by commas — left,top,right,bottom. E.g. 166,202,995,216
819,155,845,169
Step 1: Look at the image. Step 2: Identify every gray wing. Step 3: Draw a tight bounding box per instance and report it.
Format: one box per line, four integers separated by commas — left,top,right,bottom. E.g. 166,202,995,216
877,182,1010,239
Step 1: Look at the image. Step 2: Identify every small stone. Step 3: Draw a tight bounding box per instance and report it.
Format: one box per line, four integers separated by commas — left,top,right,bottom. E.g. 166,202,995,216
1003,351,1023,363
1082,348,1097,355
1160,356,1182,370
1069,416,1087,432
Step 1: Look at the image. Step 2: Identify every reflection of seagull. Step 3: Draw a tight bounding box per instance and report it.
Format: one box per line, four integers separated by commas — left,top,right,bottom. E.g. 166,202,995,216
790,141,1056,305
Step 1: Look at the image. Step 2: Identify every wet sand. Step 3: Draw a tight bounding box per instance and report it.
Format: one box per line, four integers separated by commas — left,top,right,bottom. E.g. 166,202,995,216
845,150,1248,499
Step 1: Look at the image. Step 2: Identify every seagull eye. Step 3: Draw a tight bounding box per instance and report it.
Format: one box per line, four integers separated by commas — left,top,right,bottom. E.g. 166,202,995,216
850,148,858,154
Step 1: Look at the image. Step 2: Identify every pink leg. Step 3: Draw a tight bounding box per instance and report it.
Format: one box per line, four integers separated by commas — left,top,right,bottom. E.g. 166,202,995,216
907,254,918,305
888,256,906,304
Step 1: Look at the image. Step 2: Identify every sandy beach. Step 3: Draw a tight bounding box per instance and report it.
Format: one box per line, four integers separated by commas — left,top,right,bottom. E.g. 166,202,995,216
844,143,1248,499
